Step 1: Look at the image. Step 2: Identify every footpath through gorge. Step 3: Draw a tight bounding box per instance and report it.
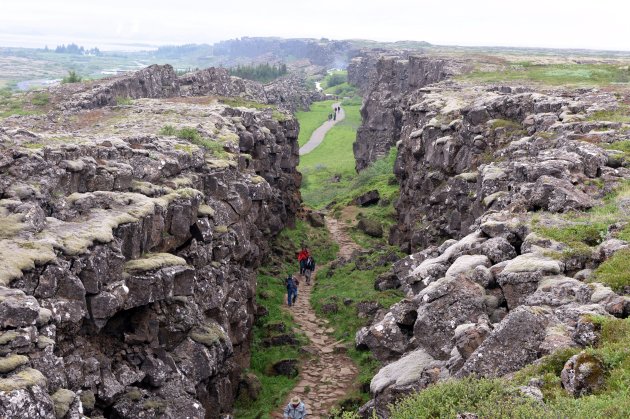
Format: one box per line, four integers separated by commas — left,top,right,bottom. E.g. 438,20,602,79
272,217,361,418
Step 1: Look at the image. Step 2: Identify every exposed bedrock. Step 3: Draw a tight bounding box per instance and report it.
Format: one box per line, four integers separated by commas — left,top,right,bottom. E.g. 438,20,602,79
355,78,630,416
0,74,300,418
54,63,318,113
351,54,469,171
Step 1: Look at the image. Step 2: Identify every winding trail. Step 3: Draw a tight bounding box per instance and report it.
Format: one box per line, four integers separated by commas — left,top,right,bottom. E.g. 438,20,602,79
272,216,361,418
299,102,345,155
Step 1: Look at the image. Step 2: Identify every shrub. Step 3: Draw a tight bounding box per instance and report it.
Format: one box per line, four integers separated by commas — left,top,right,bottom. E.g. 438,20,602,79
326,73,347,88
159,125,177,136
61,70,82,84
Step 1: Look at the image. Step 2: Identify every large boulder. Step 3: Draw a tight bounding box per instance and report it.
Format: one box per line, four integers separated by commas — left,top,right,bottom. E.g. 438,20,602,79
413,276,488,360
368,348,448,418
457,306,558,377
560,351,605,397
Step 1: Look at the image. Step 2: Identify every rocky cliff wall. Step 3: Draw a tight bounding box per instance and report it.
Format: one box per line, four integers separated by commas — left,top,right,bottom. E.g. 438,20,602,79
355,81,630,416
352,55,467,171
0,71,300,418
55,64,317,113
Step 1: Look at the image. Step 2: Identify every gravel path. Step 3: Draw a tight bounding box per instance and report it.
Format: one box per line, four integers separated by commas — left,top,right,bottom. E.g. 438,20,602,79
299,102,345,155
272,216,360,418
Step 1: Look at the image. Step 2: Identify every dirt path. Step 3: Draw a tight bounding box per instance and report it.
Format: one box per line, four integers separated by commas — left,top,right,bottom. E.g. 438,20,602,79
299,102,345,156
272,216,360,418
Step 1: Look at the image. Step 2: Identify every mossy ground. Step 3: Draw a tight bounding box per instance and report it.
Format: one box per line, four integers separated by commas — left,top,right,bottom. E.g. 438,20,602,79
459,63,630,87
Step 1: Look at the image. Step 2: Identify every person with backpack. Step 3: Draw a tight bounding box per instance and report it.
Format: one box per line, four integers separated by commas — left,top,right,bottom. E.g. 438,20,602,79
285,273,299,307
283,396,307,418
304,255,315,285
297,246,310,275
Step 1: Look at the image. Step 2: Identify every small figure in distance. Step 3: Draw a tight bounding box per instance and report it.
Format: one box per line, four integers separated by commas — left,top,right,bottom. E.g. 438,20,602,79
284,396,307,419
285,273,299,307
333,112,336,121
328,113,332,121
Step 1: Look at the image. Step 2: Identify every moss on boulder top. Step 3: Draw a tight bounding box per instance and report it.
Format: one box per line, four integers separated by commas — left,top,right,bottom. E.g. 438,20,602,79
0,368,47,391
124,253,188,273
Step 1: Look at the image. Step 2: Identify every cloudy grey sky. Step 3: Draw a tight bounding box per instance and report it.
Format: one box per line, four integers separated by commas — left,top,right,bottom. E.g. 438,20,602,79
1,0,629,51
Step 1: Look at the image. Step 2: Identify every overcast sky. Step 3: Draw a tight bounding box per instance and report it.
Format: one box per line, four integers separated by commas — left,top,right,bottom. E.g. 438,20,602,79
1,0,629,51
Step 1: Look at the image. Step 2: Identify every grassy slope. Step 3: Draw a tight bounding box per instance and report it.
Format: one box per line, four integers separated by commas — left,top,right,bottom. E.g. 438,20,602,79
235,221,338,419
295,100,336,147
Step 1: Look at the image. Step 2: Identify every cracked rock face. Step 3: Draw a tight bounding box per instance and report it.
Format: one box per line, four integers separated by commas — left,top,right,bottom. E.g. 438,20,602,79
354,59,630,416
0,66,300,418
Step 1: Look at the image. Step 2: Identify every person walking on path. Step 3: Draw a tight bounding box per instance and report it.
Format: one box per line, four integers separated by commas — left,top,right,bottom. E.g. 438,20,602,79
284,396,307,419
297,246,310,275
303,255,315,285
285,274,299,307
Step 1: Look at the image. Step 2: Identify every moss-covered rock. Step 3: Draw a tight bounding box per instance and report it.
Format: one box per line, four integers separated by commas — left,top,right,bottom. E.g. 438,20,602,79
0,354,29,373
51,388,76,419
0,368,47,391
190,322,228,347
79,389,96,411
560,351,605,396
124,253,187,273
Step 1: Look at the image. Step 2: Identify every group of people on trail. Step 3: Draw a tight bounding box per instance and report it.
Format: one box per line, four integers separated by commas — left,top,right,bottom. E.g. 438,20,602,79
285,246,316,307
281,248,317,416
327,105,341,122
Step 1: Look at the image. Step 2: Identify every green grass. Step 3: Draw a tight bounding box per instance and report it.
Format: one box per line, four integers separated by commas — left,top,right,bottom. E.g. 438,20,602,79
323,71,348,90
390,317,630,419
159,125,229,159
594,248,630,292
235,220,338,419
299,103,362,207
295,100,336,147
217,96,270,110
534,180,630,261
605,140,630,166
0,89,49,118
460,63,630,86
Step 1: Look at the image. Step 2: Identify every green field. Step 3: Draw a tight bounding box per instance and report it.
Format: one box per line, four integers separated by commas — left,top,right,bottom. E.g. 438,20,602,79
295,100,336,147
299,102,361,207
460,63,630,86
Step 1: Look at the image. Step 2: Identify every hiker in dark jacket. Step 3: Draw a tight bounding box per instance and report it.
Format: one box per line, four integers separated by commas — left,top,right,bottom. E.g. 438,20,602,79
285,274,299,306
303,256,315,285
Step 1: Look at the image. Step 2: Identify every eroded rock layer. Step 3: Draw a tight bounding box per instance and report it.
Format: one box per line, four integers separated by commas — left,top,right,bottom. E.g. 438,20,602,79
0,67,300,418
355,72,630,416
351,54,469,171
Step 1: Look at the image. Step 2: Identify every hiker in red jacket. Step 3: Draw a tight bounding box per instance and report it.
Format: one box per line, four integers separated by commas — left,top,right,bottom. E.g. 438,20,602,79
297,246,310,275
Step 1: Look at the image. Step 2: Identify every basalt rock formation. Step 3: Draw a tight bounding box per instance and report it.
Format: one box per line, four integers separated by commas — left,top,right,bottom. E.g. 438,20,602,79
351,54,469,171
54,64,318,113
0,66,300,418
354,69,630,416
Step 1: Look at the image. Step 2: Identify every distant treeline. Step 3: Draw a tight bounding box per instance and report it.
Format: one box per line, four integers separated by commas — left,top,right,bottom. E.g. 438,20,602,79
229,63,288,83
51,43,101,56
